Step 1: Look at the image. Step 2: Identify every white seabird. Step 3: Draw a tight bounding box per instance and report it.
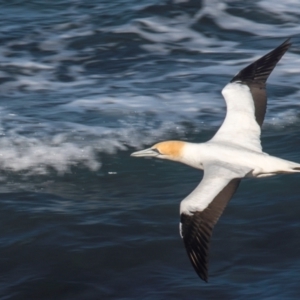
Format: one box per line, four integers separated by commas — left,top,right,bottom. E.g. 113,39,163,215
131,39,299,282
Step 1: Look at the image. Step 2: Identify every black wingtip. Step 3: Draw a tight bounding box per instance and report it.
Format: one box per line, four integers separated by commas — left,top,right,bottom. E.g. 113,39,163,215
202,274,208,283
230,38,292,84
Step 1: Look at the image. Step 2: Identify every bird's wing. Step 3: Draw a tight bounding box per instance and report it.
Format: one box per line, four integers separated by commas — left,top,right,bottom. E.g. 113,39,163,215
211,39,291,152
179,162,250,282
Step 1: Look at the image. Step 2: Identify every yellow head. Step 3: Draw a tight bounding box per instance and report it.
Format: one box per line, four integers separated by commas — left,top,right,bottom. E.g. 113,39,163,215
131,140,185,161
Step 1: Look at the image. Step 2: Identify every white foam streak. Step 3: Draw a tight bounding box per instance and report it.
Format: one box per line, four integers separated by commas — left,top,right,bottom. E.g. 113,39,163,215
197,0,300,37
258,0,300,21
0,135,100,174
1,61,54,70
113,16,235,54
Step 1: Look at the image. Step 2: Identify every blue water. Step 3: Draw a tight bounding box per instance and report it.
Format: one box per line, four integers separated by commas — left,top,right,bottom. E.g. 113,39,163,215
0,0,300,299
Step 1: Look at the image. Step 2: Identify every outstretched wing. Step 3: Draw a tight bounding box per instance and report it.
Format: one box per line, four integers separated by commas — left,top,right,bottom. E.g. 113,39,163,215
211,39,291,152
179,163,248,282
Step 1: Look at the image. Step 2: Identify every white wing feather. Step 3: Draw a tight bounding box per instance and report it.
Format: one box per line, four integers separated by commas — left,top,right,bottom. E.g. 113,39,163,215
180,161,250,215
211,82,262,152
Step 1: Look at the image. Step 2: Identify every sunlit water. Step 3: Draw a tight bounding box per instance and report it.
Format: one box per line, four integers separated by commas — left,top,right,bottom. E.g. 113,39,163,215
0,1,300,299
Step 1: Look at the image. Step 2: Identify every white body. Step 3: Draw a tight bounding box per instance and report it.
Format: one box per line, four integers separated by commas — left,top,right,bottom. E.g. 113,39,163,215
181,141,300,177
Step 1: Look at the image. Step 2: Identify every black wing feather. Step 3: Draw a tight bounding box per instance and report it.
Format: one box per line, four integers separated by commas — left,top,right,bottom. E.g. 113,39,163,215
230,39,291,126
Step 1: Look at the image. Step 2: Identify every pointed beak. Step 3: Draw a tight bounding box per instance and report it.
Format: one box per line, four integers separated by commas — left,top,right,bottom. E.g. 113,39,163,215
130,148,159,157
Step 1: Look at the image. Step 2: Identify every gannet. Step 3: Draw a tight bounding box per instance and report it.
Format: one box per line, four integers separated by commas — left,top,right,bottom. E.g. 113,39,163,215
131,39,299,282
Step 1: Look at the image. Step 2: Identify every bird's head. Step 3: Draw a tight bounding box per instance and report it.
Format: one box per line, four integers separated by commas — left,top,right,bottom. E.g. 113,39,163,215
131,141,185,161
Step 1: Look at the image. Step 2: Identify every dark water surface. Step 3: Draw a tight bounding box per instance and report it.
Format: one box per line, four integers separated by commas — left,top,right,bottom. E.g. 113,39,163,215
0,0,300,299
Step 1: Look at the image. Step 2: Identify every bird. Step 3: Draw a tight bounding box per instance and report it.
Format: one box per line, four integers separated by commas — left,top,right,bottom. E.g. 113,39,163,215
130,39,300,282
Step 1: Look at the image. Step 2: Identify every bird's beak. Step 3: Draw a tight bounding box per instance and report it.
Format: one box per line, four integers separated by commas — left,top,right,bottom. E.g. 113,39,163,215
131,148,159,157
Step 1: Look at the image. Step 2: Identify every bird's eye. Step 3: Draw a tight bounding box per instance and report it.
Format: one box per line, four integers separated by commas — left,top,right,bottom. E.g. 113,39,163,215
152,148,161,154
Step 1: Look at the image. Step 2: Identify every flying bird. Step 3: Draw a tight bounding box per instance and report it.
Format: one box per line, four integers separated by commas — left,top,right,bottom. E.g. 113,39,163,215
131,39,299,282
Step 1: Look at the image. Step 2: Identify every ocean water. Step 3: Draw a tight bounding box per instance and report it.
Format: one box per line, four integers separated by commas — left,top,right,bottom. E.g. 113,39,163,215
0,0,300,299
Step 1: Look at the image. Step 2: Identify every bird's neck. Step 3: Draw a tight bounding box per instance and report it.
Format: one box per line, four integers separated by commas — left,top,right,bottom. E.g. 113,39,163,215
178,142,205,170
